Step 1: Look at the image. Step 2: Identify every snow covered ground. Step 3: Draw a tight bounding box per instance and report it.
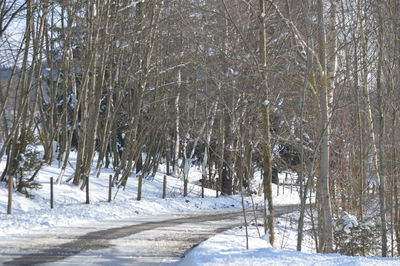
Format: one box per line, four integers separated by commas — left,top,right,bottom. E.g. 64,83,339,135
180,184,400,265
0,153,298,237
2,153,396,265
180,223,400,266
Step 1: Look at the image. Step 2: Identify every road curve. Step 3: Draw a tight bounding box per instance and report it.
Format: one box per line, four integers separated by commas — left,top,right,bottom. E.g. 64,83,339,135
0,204,297,265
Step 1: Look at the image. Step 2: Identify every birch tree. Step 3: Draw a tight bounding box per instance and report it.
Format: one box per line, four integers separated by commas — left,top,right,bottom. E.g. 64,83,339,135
259,0,274,246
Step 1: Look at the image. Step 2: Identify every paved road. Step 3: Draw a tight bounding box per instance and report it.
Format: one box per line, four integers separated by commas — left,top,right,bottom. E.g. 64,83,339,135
0,204,297,265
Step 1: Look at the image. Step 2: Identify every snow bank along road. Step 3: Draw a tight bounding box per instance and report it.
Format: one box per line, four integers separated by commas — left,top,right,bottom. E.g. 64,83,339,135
0,204,297,265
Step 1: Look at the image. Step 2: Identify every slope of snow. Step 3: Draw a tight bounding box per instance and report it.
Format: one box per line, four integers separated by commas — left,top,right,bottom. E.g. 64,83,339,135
180,225,400,266
0,153,299,237
2,152,394,265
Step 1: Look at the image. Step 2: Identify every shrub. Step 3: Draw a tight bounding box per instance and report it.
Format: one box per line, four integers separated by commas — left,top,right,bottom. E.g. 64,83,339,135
15,142,43,197
334,212,380,256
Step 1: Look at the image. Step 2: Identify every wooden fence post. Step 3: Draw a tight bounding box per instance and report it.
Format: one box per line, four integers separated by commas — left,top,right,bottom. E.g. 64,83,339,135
108,175,112,202
7,176,12,215
216,178,219,198
201,180,204,198
137,174,143,201
290,178,293,194
183,178,188,197
86,176,90,204
277,181,279,196
162,175,167,199
50,177,54,209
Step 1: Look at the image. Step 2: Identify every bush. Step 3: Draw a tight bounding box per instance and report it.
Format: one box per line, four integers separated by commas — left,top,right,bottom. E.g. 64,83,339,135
16,143,43,197
334,212,380,256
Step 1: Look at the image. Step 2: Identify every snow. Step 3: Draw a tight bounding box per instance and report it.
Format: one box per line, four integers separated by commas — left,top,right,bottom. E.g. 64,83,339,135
1,153,267,237
180,172,398,266
118,0,142,12
338,212,359,234
1,152,395,265
0,152,303,238
180,220,400,266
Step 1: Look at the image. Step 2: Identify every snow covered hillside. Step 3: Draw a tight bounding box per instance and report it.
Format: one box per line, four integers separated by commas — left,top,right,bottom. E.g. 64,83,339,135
180,223,400,266
0,152,298,237
2,153,395,266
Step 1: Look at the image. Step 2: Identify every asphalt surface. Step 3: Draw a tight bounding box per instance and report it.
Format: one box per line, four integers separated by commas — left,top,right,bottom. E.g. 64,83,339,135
0,204,298,265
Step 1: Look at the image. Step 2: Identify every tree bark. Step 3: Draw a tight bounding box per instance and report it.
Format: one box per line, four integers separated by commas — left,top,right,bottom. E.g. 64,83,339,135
376,0,388,256
259,0,274,246
317,0,333,253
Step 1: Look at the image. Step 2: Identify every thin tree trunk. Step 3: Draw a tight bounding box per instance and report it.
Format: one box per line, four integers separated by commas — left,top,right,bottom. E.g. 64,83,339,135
259,0,274,246
376,1,387,256
317,0,333,253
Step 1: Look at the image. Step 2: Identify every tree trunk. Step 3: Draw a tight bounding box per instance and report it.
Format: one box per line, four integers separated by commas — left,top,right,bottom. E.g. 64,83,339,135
317,0,333,253
376,1,387,256
259,0,274,246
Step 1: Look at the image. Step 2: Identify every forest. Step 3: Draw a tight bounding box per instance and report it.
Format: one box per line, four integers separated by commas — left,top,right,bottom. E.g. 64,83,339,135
0,0,399,259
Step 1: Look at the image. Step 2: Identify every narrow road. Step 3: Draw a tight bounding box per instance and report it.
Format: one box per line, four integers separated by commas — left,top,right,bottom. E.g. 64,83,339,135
0,204,297,265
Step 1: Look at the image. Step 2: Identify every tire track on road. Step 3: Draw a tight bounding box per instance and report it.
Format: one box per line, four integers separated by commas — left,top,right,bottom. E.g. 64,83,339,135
3,204,297,265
